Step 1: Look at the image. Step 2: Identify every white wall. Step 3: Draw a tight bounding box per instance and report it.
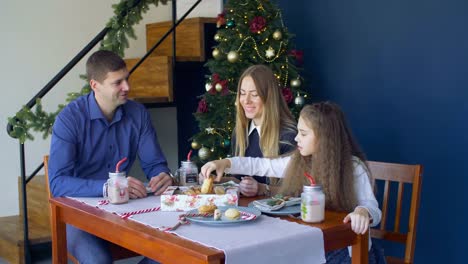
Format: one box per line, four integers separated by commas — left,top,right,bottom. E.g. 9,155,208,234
0,0,221,217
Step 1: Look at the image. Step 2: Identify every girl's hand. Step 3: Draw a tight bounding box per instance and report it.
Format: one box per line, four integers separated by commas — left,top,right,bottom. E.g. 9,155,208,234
200,159,231,182
239,176,258,197
343,207,370,234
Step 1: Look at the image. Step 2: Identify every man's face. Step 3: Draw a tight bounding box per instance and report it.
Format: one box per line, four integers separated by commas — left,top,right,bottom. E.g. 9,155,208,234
91,69,130,110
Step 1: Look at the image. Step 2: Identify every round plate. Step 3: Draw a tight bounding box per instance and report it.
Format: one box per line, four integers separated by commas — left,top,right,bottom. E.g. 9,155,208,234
248,199,301,216
185,206,261,225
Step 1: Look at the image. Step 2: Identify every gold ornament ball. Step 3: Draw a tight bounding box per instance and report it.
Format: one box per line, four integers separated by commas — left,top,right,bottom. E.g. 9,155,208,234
214,33,221,42
290,78,302,88
215,83,223,92
191,141,201,150
294,95,305,106
212,48,222,60
205,83,213,91
198,147,210,160
227,51,239,63
273,30,282,40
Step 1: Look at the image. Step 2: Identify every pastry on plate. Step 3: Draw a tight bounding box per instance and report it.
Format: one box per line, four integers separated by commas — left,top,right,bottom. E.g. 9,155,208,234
198,204,217,214
213,185,225,195
224,208,240,220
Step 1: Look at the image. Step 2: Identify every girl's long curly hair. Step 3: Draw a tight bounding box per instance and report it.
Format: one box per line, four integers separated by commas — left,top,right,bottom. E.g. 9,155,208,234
279,102,368,212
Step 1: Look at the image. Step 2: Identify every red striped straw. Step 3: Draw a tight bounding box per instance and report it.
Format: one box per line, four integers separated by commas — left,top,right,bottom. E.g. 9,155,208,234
115,157,127,173
187,150,193,161
304,172,316,185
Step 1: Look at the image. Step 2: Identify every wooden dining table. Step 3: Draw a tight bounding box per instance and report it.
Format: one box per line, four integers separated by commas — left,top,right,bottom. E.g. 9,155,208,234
49,196,368,264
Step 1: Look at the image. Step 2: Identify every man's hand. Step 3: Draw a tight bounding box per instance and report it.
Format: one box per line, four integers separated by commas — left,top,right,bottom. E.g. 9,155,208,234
127,176,147,199
148,172,173,195
343,207,370,234
239,176,259,197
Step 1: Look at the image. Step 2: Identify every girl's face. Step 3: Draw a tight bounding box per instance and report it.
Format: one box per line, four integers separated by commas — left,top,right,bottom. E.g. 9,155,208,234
295,116,317,156
239,76,264,125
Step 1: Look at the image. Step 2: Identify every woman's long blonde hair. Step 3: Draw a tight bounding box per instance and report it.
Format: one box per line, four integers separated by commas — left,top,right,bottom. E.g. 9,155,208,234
234,65,296,158
279,102,368,212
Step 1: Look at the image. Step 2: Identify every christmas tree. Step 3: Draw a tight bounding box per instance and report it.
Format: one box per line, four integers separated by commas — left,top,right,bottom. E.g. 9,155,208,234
190,0,307,164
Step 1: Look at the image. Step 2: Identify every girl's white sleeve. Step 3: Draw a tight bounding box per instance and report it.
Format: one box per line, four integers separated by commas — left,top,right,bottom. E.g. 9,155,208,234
353,158,382,227
226,156,290,178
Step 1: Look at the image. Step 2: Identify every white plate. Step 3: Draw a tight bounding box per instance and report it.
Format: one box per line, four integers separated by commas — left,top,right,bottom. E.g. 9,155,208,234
185,206,261,225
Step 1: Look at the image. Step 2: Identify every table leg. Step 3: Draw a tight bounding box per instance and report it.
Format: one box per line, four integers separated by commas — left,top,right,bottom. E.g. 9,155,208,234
351,231,368,264
50,202,67,264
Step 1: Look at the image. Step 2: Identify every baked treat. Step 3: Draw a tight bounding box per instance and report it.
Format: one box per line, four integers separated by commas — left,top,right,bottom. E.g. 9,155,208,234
201,177,214,194
198,204,217,214
224,208,240,220
213,186,225,195
213,209,222,220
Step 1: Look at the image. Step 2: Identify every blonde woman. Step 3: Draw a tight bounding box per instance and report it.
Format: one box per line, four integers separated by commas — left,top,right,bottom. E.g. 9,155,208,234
231,64,297,197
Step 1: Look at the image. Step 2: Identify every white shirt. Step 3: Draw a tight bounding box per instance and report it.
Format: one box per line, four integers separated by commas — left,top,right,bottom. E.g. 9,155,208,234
226,155,381,253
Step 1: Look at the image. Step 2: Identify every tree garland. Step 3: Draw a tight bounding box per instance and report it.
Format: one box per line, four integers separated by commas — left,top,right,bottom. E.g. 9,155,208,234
7,0,167,143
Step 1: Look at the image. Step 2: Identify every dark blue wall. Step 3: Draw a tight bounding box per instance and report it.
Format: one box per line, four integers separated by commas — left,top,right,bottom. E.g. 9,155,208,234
277,0,468,263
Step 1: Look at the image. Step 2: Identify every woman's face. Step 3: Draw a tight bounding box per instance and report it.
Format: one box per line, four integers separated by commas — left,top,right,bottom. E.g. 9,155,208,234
295,116,317,156
239,76,264,125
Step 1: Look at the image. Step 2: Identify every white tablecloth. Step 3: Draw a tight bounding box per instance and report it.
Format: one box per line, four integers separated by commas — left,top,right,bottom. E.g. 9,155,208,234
69,196,326,264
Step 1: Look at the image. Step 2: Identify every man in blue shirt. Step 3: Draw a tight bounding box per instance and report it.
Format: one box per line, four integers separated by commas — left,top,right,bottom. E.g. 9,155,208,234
48,50,172,263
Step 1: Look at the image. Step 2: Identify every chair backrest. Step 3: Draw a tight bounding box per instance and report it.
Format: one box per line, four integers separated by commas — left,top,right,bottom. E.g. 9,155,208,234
44,155,51,199
367,161,423,264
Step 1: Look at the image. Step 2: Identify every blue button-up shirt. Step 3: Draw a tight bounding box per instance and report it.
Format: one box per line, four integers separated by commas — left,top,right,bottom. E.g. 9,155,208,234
48,92,170,197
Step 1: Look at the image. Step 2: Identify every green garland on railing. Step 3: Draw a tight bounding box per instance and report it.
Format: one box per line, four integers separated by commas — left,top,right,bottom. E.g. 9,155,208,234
7,0,168,143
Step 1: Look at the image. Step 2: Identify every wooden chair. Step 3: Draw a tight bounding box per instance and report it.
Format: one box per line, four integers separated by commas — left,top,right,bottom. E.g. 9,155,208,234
367,161,423,264
44,155,138,263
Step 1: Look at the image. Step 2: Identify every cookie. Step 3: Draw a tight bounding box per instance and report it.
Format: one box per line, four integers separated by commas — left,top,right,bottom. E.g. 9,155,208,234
224,208,240,220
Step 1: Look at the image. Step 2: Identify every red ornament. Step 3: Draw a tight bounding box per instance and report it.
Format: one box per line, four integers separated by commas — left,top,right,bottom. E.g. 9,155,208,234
197,98,208,113
282,87,293,104
249,16,267,33
216,12,226,28
289,49,304,66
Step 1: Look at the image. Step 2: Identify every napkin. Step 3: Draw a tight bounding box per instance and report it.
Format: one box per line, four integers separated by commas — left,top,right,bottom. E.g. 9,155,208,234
253,197,301,212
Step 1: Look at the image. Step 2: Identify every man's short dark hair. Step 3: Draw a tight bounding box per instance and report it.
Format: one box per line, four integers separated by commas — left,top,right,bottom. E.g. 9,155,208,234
86,50,127,83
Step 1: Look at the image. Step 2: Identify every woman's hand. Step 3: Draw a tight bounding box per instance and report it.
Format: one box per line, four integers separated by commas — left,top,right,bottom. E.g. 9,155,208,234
239,176,258,197
343,207,371,234
200,159,231,182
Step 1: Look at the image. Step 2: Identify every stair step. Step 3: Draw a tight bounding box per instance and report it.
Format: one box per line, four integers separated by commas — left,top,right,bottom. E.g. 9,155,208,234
0,175,51,263
146,17,216,61
126,56,173,102
0,215,51,264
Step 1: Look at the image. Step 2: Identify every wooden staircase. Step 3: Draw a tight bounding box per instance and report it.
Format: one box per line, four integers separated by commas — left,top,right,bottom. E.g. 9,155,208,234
126,17,216,103
0,175,50,264
0,17,216,263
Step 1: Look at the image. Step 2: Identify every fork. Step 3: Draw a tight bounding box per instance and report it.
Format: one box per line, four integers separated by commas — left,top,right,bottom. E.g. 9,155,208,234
161,217,189,232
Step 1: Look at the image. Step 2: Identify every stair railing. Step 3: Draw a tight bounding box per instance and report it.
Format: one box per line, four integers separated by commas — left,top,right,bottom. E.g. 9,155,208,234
6,0,203,263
